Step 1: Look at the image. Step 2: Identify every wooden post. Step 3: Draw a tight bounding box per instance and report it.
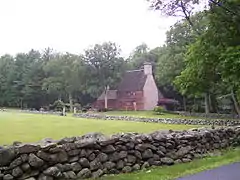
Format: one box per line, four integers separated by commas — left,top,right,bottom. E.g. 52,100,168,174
63,106,66,116
104,85,109,109
133,102,137,111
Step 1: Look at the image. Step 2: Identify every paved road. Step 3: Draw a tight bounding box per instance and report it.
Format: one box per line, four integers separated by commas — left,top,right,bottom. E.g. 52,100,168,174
177,163,240,180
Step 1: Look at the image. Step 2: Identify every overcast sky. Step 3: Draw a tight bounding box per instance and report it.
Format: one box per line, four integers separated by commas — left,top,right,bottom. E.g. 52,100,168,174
0,0,179,57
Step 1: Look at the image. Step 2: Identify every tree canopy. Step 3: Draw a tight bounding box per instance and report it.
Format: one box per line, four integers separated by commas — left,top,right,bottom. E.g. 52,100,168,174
1,1,240,114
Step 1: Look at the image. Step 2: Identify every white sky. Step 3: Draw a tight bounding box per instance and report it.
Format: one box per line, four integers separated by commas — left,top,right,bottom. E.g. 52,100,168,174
0,0,178,57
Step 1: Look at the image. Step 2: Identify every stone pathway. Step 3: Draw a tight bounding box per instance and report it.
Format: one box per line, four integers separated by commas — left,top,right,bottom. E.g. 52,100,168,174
177,163,240,180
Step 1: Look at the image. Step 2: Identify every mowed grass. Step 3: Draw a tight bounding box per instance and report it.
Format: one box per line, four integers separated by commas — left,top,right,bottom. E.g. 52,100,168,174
0,111,202,145
100,148,240,180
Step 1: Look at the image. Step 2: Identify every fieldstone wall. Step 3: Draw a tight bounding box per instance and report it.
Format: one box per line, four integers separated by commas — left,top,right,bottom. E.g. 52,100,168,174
73,113,240,126
0,127,240,180
19,110,62,116
178,112,240,119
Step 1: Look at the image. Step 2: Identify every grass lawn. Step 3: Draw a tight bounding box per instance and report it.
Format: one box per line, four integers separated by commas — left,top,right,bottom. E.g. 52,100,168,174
99,148,240,180
0,111,202,145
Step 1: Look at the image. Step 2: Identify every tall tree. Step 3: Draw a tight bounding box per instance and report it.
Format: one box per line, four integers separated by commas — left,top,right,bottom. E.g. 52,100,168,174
83,42,126,108
127,43,159,72
156,12,207,85
42,53,85,112
148,0,238,27
154,12,207,110
174,0,240,114
0,55,18,107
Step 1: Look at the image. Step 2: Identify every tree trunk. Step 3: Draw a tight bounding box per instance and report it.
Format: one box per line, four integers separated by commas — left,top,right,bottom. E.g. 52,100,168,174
183,96,187,111
231,89,240,116
69,93,73,113
210,94,218,113
20,98,23,110
204,93,210,114
58,94,62,101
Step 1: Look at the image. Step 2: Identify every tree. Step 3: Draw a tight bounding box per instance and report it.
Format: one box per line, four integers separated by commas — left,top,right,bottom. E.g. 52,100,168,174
83,42,126,108
148,0,238,27
42,53,85,112
127,43,149,69
0,43,127,110
0,54,18,107
127,43,159,73
13,51,46,109
156,12,207,85
153,12,207,111
174,0,240,114
174,38,215,113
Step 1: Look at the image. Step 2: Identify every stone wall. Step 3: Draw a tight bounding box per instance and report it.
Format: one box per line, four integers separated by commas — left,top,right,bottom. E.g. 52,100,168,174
19,110,62,116
178,112,240,119
73,113,240,126
0,127,240,180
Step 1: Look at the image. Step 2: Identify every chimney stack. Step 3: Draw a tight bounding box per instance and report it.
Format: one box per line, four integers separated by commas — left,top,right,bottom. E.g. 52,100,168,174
144,62,152,75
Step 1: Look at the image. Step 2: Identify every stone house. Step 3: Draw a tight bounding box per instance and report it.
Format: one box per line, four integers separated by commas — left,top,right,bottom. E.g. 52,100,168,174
94,62,163,110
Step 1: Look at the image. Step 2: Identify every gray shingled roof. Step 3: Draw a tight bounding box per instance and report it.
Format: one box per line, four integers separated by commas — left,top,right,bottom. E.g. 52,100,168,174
117,70,147,91
97,90,117,100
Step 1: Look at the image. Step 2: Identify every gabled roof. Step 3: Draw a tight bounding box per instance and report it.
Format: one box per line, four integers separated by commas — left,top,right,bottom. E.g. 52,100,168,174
158,98,179,105
97,90,117,100
117,69,147,92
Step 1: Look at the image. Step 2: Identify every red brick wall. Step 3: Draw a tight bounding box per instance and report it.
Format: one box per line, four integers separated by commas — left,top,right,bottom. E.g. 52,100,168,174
93,91,145,111
93,99,117,110
116,91,144,110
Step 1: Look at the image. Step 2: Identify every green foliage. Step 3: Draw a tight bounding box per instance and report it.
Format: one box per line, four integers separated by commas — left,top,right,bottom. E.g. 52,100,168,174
50,100,65,111
127,43,159,70
153,106,166,114
73,103,81,109
156,12,207,87
97,108,109,112
0,42,127,110
172,0,240,113
83,42,126,97
1,0,240,114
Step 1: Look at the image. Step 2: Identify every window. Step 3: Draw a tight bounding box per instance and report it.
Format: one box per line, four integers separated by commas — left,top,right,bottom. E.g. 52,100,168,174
126,91,136,96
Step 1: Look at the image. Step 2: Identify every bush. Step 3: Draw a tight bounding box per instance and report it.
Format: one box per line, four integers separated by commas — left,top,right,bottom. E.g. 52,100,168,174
82,108,88,113
98,108,108,112
50,100,65,111
81,105,92,113
153,106,166,115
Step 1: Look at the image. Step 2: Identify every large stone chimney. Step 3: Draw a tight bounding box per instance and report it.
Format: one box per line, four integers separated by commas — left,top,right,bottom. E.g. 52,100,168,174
143,62,152,75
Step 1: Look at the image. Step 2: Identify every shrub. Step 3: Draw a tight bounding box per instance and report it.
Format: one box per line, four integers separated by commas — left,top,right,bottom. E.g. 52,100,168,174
82,108,88,113
98,108,108,112
50,100,65,111
82,105,91,113
153,106,166,114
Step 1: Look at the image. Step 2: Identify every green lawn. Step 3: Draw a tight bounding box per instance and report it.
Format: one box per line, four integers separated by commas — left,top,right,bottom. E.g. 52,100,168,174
99,148,240,180
0,111,202,145
1,111,239,180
